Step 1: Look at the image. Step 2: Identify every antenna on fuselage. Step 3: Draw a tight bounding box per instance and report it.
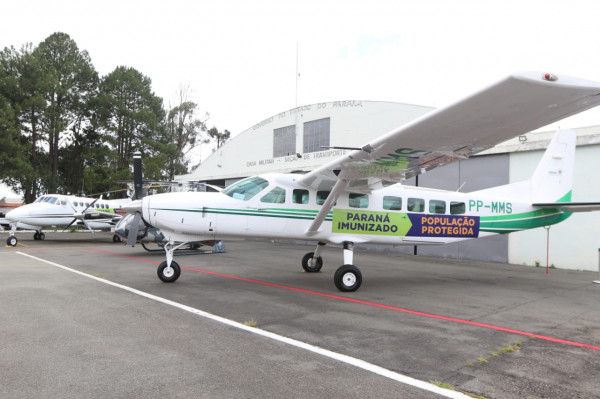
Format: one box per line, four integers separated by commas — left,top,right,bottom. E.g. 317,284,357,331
457,181,467,192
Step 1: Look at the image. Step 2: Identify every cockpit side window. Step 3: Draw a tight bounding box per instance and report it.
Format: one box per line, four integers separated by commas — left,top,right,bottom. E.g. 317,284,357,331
260,187,286,203
222,177,269,201
46,197,58,204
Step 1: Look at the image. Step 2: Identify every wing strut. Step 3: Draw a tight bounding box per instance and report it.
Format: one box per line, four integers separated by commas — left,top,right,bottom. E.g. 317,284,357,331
305,171,351,237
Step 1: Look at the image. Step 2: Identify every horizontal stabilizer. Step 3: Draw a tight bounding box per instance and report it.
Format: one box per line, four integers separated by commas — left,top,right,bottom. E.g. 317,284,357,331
533,202,600,213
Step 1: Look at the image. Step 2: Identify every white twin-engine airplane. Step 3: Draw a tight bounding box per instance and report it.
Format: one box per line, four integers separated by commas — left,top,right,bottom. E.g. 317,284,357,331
4,194,130,246
122,71,600,292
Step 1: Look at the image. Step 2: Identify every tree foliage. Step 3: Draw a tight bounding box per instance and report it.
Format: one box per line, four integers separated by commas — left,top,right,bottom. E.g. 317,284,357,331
0,32,222,202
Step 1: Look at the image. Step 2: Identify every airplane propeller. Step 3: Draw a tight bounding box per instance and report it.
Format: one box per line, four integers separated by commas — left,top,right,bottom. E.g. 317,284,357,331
126,152,144,246
63,197,101,233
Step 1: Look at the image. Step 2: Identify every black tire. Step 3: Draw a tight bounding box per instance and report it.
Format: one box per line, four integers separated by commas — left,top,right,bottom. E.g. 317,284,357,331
157,261,181,283
190,243,201,250
38,232,45,241
334,264,362,292
33,233,39,240
113,235,121,243
302,252,323,273
7,236,17,247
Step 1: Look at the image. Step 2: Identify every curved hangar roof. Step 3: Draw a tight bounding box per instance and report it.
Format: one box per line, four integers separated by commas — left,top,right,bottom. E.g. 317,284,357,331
177,100,434,182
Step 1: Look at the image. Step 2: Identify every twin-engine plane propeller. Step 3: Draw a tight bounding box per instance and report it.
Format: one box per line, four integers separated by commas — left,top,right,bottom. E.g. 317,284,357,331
121,72,600,292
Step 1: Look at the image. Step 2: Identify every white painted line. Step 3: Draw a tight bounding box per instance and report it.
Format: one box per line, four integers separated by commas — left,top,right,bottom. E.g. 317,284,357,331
17,251,470,399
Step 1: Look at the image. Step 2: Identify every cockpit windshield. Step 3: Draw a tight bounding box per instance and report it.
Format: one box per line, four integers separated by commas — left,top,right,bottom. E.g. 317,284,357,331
44,197,58,204
222,177,269,201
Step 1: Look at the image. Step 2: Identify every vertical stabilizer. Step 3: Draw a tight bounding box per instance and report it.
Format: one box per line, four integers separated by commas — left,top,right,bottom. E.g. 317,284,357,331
531,129,575,203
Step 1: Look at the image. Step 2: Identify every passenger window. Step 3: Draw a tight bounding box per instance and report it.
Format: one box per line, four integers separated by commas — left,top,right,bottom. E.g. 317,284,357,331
316,191,330,205
349,193,369,208
429,200,446,214
450,201,466,215
95,204,99,208
260,187,286,203
407,198,425,212
85,202,90,207
292,189,309,204
383,196,402,211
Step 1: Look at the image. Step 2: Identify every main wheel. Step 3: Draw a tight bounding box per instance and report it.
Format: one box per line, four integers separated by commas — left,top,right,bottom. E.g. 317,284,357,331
33,233,40,240
7,236,17,247
334,264,362,292
38,232,45,241
302,252,323,273
157,261,181,283
113,235,122,243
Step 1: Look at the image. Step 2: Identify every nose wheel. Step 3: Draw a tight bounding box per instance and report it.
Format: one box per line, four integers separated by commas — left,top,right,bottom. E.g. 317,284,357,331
6,236,17,247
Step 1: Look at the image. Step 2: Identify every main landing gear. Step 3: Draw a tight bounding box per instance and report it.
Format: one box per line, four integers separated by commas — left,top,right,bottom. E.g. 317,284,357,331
302,241,363,292
112,235,123,243
33,230,45,241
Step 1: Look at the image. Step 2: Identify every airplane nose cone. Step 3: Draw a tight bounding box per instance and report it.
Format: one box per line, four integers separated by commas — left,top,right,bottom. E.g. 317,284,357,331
122,200,143,215
5,208,22,222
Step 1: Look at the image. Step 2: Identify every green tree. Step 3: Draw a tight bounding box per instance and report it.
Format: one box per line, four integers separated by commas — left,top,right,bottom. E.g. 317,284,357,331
0,44,47,203
207,126,231,151
34,32,98,193
165,85,209,180
97,66,167,181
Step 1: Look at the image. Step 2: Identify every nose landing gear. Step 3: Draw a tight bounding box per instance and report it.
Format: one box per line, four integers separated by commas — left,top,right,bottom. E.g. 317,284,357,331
6,223,17,246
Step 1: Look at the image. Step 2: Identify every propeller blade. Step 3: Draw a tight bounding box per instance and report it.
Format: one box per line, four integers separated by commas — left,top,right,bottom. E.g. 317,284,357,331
82,219,94,234
133,152,143,200
82,197,100,213
62,218,77,232
126,213,142,247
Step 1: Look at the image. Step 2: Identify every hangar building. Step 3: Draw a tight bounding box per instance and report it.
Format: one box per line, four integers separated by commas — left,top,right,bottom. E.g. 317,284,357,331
176,101,600,272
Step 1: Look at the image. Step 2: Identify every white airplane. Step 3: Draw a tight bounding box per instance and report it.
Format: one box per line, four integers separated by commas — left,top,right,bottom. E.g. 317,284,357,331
4,194,130,246
122,71,600,292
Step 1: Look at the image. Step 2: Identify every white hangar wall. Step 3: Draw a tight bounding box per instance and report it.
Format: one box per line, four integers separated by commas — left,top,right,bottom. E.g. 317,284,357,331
507,143,600,271
176,101,434,182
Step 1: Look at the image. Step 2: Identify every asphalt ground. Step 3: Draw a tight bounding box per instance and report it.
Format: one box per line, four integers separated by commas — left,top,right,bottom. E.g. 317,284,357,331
2,232,600,398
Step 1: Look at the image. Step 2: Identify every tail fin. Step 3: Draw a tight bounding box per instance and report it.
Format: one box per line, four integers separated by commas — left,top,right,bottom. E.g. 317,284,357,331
531,129,575,203
473,129,575,203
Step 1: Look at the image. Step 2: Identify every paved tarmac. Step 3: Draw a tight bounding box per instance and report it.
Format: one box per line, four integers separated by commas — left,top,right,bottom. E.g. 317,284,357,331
2,231,600,398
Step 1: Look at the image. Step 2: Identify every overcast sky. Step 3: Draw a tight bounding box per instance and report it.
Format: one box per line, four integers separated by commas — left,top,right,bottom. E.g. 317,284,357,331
2,0,600,197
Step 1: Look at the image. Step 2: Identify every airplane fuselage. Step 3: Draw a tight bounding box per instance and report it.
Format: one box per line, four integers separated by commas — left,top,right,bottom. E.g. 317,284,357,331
5,195,129,230
141,173,570,246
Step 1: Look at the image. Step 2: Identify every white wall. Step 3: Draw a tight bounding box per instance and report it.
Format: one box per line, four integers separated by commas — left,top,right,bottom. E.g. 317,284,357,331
508,144,600,271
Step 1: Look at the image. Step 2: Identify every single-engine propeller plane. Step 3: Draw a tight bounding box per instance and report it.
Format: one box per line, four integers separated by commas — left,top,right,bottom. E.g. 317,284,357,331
122,71,600,292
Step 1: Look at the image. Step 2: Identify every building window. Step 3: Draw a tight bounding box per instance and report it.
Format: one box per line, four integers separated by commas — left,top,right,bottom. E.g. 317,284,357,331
273,125,296,158
429,200,446,214
303,118,330,154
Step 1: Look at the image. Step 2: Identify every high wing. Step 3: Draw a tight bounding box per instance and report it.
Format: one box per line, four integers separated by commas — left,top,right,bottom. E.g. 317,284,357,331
298,71,600,192
298,71,600,235
533,202,600,213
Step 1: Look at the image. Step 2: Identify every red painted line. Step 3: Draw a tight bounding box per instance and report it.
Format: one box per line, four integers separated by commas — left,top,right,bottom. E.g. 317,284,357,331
86,248,600,351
